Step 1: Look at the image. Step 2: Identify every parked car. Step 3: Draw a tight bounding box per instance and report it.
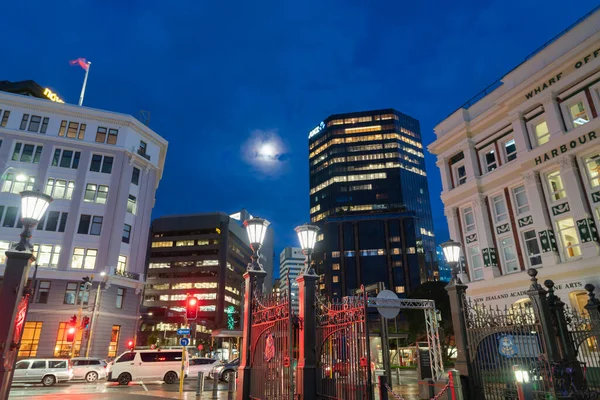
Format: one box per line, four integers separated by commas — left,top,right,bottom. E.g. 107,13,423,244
12,359,73,386
209,358,239,382
107,349,189,385
188,358,220,378
71,357,107,382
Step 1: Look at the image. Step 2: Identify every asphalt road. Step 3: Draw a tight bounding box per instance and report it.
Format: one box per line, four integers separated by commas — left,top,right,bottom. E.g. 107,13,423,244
9,379,233,399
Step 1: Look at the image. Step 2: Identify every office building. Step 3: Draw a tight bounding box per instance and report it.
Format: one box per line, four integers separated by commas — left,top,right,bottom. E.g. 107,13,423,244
0,80,168,359
139,213,251,346
429,8,600,312
278,247,305,311
308,109,437,297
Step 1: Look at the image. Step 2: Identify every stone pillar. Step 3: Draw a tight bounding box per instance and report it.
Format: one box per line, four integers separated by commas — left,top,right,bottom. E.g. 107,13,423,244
236,268,267,400
544,280,577,361
509,111,531,152
445,271,472,399
296,272,319,400
584,284,600,337
559,155,600,258
522,172,560,267
526,269,561,364
471,194,501,279
541,94,565,139
463,142,479,180
436,157,452,192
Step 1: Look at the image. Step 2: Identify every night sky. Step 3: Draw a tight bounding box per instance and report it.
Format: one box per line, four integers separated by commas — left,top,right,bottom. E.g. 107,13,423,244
3,0,598,258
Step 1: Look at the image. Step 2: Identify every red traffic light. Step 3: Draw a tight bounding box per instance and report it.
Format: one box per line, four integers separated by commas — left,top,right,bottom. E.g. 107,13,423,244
128,340,134,347
68,327,76,334
186,295,199,320
188,298,198,306
66,326,76,342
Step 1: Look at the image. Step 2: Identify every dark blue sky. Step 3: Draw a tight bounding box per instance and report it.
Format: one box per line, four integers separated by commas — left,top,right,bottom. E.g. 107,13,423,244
3,0,598,255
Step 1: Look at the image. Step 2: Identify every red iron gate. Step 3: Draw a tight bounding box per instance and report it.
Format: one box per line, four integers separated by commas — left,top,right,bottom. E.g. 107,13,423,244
316,292,372,400
249,289,298,400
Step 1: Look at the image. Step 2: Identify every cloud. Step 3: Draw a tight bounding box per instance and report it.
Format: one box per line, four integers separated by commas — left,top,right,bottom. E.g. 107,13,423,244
241,129,289,179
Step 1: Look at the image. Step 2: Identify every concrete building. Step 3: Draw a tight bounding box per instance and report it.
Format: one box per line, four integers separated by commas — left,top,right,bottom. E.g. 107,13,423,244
278,247,305,311
308,109,437,297
140,213,251,347
429,8,600,312
0,80,167,359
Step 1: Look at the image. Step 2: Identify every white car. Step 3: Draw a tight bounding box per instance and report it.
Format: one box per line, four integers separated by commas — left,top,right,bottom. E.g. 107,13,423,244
107,349,188,385
12,359,73,386
188,358,220,378
71,357,107,382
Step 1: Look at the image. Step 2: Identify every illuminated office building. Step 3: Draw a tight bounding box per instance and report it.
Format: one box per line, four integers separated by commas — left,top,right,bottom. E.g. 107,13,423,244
308,109,437,297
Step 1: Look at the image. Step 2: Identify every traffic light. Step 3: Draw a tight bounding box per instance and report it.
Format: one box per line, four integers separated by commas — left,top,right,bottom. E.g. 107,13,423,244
186,295,198,320
127,340,134,350
69,315,78,325
80,276,92,291
81,316,90,329
66,326,76,342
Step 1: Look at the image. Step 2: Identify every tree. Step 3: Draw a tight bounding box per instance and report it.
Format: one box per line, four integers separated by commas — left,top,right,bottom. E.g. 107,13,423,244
403,281,454,365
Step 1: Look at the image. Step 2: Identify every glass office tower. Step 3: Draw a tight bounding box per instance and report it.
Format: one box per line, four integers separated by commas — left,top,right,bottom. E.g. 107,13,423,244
308,109,437,297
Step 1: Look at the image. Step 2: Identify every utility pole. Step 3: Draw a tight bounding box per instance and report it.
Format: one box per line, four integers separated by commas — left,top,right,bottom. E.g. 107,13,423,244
85,277,104,358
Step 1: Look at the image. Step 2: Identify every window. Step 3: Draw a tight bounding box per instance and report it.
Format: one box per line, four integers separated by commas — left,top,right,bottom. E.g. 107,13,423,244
37,211,68,232
523,230,542,267
52,149,81,169
90,216,103,235
332,263,340,270
58,120,86,139
108,326,121,357
33,244,61,268
84,184,109,204
54,322,82,357
139,141,147,154
463,206,476,232
547,171,566,201
122,224,132,243
482,147,497,172
534,121,550,146
15,361,30,370
45,179,75,200
35,281,51,303
127,195,137,214
18,322,42,357
557,218,581,259
20,114,49,133
500,237,519,273
2,206,18,228
468,246,484,281
152,241,172,248
131,167,140,185
568,100,590,127
0,110,10,127
454,164,467,186
492,194,508,223
90,154,114,173
1,173,34,194
585,153,600,188
395,286,405,294
331,251,340,258
71,248,98,269
512,186,530,215
504,139,517,162
95,127,119,144
332,276,339,283
176,240,194,247
77,215,102,235
64,282,78,304
12,142,43,163
116,288,124,309
117,255,127,272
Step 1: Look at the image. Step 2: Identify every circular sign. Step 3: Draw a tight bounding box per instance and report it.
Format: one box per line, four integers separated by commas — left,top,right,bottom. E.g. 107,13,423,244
180,337,190,346
376,290,400,319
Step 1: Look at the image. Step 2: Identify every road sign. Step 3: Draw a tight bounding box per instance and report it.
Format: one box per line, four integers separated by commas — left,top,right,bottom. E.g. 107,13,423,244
177,328,190,335
180,337,190,346
376,290,401,319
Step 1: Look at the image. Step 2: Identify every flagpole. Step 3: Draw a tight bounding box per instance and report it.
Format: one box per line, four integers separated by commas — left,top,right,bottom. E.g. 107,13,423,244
78,61,91,106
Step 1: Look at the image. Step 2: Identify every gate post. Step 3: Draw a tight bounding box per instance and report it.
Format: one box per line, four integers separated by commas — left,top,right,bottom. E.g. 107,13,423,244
544,280,578,361
584,284,600,344
444,270,471,379
237,268,267,400
296,271,319,400
526,269,561,364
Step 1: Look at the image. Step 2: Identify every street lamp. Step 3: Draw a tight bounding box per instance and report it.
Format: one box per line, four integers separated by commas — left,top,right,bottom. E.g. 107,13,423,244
295,224,319,276
0,190,52,398
440,239,462,283
244,217,270,271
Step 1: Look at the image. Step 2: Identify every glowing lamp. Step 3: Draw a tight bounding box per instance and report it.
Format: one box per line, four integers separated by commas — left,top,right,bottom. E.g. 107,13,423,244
244,217,270,250
20,190,52,225
513,366,530,383
67,327,76,334
440,239,462,265
295,224,320,253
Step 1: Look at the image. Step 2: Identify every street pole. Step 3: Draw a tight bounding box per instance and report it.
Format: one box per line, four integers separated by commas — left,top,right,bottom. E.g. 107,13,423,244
287,277,294,400
85,279,103,358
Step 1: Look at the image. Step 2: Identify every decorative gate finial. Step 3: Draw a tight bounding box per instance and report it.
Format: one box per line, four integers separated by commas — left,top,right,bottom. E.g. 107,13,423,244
585,284,599,306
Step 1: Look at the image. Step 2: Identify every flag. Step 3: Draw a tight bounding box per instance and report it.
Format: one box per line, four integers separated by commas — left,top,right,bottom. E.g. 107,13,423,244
70,58,89,71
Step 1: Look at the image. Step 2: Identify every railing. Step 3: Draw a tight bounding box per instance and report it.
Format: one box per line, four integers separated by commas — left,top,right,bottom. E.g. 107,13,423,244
109,267,141,281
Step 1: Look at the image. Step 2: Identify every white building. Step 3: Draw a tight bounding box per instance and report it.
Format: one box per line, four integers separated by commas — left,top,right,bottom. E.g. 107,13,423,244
429,9,600,312
0,81,167,359
279,247,305,311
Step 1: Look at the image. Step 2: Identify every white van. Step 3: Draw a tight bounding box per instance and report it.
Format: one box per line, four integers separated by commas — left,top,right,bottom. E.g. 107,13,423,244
107,349,189,385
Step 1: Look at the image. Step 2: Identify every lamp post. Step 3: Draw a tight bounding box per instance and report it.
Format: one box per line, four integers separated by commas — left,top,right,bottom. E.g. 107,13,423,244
294,224,320,276
243,217,270,273
440,239,462,283
0,190,52,399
